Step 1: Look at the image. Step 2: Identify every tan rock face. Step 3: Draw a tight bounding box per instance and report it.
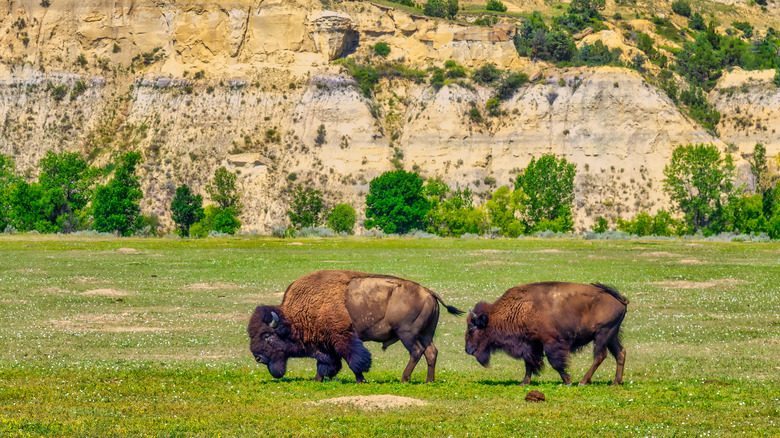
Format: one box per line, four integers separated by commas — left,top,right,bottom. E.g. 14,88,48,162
308,11,358,60
0,1,777,233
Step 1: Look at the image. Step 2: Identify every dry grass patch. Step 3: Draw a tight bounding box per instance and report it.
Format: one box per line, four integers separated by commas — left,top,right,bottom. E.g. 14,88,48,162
183,282,241,291
640,251,678,258
81,289,132,298
678,259,706,265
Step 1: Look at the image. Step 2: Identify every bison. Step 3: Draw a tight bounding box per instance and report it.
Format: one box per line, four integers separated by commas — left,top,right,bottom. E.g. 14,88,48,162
248,270,464,383
465,282,628,386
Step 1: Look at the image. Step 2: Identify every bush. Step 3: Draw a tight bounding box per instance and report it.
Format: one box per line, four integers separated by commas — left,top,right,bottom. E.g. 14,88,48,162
373,42,391,57
171,184,204,237
671,0,691,17
495,72,529,100
365,170,429,234
422,0,458,19
472,63,502,84
327,204,357,234
486,0,507,12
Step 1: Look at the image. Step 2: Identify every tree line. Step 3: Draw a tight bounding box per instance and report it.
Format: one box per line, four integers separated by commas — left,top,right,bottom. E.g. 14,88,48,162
2,143,779,238
0,151,241,237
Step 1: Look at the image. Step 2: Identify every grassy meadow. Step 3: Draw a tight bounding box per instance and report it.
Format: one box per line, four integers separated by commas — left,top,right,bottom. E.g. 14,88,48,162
0,235,778,437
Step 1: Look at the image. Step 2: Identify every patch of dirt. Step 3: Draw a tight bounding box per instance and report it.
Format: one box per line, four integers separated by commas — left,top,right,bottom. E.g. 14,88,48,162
287,242,304,246
653,279,749,289
586,255,609,260
678,259,706,265
81,289,133,298
474,260,524,266
317,395,427,410
534,249,563,254
184,282,241,291
640,251,678,258
74,277,112,284
116,248,140,254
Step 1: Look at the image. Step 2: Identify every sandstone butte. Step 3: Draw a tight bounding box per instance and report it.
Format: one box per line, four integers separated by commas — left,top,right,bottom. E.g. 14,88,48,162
0,0,778,232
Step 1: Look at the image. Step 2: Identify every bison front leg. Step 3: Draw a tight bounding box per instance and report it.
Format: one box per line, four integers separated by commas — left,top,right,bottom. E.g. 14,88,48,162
314,351,342,382
335,335,372,383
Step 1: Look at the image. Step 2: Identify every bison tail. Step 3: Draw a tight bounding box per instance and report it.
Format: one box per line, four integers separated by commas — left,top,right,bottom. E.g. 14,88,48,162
592,283,629,306
432,293,465,316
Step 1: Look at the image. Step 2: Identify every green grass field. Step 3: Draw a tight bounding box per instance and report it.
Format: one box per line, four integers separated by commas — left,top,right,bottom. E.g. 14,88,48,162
0,236,778,437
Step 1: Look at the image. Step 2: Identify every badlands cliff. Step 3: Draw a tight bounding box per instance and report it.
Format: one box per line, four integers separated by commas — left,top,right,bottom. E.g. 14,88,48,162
1,0,778,232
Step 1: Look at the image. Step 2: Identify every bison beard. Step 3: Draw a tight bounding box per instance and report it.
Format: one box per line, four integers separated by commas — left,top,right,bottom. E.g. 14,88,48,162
465,282,628,386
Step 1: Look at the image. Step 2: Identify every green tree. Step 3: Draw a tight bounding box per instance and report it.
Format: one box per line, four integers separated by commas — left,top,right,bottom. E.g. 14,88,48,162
327,203,357,234
568,0,605,19
171,184,204,237
486,0,507,12
287,184,325,229
514,154,577,232
91,151,143,236
7,181,59,233
0,155,21,231
484,186,526,236
545,29,577,62
213,207,241,234
663,143,735,233
365,170,430,234
38,151,98,232
426,185,486,236
205,167,242,214
423,0,458,19
671,0,691,17
724,194,766,234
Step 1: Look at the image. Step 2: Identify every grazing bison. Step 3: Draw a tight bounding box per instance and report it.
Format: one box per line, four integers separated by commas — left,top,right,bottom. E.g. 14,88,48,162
465,282,628,386
248,270,464,383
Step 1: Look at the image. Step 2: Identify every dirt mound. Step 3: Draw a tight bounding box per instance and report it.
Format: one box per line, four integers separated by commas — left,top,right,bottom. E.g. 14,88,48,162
318,395,427,410
116,248,140,254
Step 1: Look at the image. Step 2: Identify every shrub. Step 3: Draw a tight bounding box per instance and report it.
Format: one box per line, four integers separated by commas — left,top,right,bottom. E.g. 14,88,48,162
671,0,691,17
485,0,507,12
373,42,391,57
472,63,502,84
423,0,459,19
495,72,529,100
327,203,357,234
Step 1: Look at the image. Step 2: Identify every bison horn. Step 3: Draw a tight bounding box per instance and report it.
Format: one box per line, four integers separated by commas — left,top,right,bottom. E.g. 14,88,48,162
270,311,279,329
469,308,476,318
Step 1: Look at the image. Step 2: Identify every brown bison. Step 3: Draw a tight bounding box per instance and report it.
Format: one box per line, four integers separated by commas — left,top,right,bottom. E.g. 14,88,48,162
248,270,464,383
465,282,628,386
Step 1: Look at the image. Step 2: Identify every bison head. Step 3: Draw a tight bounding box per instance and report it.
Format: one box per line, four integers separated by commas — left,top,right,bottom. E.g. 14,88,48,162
248,305,298,378
464,304,492,367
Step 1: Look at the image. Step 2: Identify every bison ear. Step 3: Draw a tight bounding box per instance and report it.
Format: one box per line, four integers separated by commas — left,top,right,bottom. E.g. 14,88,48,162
473,313,489,330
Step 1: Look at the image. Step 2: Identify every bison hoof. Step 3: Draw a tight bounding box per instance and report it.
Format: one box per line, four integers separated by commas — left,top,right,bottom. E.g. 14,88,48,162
610,381,623,386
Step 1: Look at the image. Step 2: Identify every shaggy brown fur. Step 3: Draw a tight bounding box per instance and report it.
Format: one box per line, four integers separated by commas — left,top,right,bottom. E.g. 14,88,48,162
465,282,628,386
249,270,463,383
